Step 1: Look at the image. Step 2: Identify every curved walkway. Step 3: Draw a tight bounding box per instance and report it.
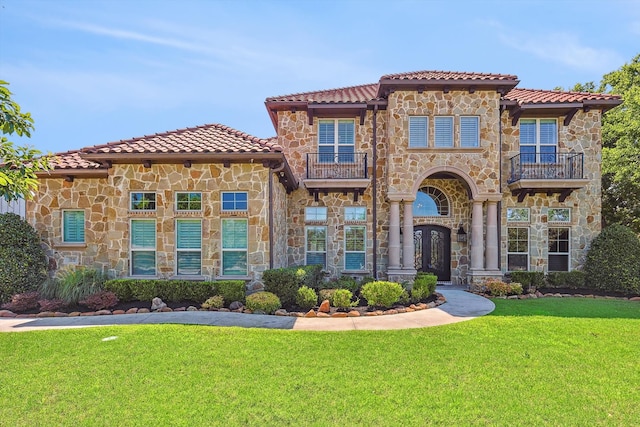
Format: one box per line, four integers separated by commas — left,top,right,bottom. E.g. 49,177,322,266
0,288,494,333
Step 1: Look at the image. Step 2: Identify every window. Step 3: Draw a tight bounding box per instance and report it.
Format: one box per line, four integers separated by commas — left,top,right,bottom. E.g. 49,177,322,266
434,116,454,147
344,207,366,221
306,226,327,268
345,225,366,270
506,208,530,222
318,119,355,163
63,210,85,243
409,116,428,148
548,208,570,223
221,219,247,275
507,228,529,271
221,192,248,211
130,192,156,211
305,207,327,222
176,192,202,211
176,219,201,275
413,187,449,216
460,116,479,147
131,219,156,276
548,227,570,271
520,119,557,163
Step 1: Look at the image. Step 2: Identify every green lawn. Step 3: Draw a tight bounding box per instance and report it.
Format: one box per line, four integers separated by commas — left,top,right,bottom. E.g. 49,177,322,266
1,298,639,426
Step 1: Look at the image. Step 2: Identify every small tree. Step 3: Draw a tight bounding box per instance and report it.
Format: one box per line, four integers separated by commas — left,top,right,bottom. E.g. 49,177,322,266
0,213,48,303
1,80,53,202
584,224,640,294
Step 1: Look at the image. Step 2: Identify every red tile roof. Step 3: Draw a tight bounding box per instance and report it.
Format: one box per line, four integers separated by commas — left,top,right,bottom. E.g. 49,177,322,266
266,83,379,104
83,123,282,155
505,88,621,104
50,150,103,170
381,70,519,82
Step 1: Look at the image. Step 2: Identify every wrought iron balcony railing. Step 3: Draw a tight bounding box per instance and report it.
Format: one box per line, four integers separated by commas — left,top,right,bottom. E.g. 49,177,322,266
508,152,584,183
305,152,368,180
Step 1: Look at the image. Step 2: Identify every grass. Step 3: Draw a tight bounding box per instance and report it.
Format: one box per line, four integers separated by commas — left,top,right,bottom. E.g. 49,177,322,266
1,298,639,426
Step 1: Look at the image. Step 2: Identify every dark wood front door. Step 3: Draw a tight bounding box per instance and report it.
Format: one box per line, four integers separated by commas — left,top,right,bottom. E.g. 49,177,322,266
414,225,451,281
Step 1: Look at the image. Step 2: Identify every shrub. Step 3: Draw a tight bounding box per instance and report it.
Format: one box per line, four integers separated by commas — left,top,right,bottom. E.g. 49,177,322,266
56,266,106,304
214,280,246,304
103,279,134,301
333,289,358,309
412,273,437,302
584,224,640,294
262,267,303,307
1,291,40,312
546,271,586,289
318,289,337,306
485,279,522,297
0,213,47,304
361,281,404,308
246,292,281,314
79,291,119,311
299,264,325,289
201,295,224,310
38,299,66,312
509,271,545,293
332,276,360,293
296,286,317,310
104,279,221,303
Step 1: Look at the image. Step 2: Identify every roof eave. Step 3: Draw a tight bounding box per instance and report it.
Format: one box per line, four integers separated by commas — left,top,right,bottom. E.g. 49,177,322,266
36,168,109,179
377,78,519,97
80,151,285,165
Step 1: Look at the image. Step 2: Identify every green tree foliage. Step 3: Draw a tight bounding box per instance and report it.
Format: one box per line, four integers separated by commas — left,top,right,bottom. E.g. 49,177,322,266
0,213,48,303
0,80,53,202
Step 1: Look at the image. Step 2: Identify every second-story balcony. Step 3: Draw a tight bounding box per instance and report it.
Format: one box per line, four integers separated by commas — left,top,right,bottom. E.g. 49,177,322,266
508,152,589,202
303,152,370,201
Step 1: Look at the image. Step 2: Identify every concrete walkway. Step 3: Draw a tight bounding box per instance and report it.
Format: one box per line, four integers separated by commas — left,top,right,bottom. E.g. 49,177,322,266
0,288,494,333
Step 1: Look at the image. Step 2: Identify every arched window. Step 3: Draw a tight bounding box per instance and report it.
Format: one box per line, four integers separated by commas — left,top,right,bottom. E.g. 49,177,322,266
413,187,449,216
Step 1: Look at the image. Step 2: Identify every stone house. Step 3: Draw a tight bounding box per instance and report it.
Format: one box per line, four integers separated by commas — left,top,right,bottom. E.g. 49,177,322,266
28,70,621,287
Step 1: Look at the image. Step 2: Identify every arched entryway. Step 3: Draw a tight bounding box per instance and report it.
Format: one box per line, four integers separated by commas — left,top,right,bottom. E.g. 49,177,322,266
414,225,451,281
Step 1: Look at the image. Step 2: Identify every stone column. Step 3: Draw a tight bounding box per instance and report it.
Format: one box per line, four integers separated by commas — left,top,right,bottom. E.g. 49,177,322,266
402,201,415,270
388,200,401,269
470,200,484,271
485,201,499,271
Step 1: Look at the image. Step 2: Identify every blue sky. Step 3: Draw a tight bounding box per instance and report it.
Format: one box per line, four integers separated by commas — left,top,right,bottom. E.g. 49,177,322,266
1,0,639,154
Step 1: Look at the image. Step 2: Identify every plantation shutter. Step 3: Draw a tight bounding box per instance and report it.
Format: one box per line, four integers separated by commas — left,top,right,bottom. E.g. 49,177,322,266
409,116,428,148
63,211,85,243
131,220,156,249
434,117,453,147
177,220,202,249
460,116,479,147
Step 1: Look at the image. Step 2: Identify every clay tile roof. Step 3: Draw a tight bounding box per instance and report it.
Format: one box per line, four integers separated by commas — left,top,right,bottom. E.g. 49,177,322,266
83,123,282,155
266,83,379,104
504,88,622,104
50,150,104,170
380,70,519,81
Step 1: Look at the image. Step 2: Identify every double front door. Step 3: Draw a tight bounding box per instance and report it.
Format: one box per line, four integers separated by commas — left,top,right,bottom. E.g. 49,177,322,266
414,225,451,281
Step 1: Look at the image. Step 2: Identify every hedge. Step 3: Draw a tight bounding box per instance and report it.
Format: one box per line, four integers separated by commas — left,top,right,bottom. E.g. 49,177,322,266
104,279,245,304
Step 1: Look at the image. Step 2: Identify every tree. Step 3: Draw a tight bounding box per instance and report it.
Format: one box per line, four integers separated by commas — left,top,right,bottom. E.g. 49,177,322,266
599,54,640,233
0,80,53,202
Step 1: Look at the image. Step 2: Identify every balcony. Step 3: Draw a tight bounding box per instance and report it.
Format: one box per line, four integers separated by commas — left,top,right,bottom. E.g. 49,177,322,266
304,152,370,201
507,152,589,202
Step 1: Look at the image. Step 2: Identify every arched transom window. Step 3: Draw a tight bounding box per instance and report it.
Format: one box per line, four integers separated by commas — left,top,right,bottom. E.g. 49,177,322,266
413,187,449,217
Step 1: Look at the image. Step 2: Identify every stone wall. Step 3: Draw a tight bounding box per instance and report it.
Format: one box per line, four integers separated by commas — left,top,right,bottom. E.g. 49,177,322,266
28,163,274,287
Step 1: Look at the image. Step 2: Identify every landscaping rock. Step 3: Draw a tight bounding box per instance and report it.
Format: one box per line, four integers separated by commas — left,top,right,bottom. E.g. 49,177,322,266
137,308,150,314
347,310,360,317
507,295,518,299
68,312,81,317
318,299,330,313
174,307,186,312
304,309,316,318
112,310,126,315
126,308,138,314
229,301,244,311
186,306,198,311
384,309,398,315
80,312,96,316
219,308,230,312
275,309,288,316
37,311,55,318
427,302,436,308
54,312,68,317
95,310,111,315
365,312,378,316
159,307,173,312
151,297,167,311
316,312,330,318
405,308,415,312
630,297,640,301
0,310,16,318
331,312,347,318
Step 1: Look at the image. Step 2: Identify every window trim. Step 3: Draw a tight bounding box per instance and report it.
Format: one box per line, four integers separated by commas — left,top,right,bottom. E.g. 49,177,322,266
344,225,366,270
305,206,328,222
413,186,450,217
507,227,529,271
130,192,157,211
62,209,85,243
176,192,203,212
221,218,248,276
519,118,558,163
548,208,571,223
175,219,202,276
408,116,428,148
460,116,480,148
130,218,157,276
318,119,355,163
548,227,570,272
506,208,531,223
434,116,454,148
221,191,248,212
305,225,327,269
344,206,366,222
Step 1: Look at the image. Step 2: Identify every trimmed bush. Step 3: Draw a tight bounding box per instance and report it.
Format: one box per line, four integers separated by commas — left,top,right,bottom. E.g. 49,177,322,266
103,279,238,304
546,271,586,289
509,271,545,293
1,291,40,312
485,279,522,297
318,289,337,306
333,289,358,309
0,213,47,304
214,280,246,304
38,299,66,312
299,264,325,289
79,291,119,311
295,286,317,310
262,267,303,307
201,295,224,310
412,273,437,302
103,279,134,301
246,291,281,314
361,281,404,308
330,276,360,293
584,224,640,294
